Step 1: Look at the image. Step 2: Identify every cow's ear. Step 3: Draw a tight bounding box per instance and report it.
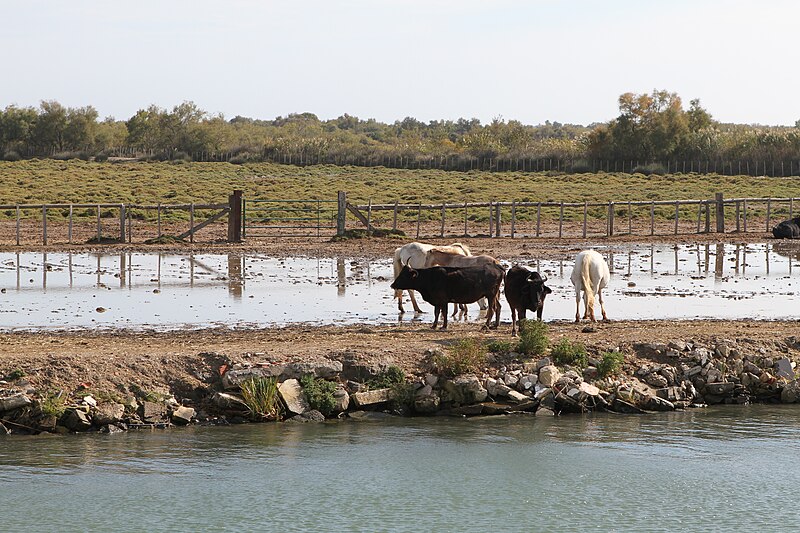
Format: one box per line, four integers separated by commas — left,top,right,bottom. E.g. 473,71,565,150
544,286,552,295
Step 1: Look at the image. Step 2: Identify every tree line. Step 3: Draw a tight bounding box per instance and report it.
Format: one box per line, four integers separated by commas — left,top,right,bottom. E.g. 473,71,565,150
1,91,799,171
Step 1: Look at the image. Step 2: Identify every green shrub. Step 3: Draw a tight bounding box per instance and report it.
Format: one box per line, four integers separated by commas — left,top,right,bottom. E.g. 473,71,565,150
3,150,21,162
300,374,337,417
517,319,548,357
550,338,588,368
434,338,486,376
389,382,416,412
487,340,513,353
368,365,406,389
39,391,66,419
597,351,625,378
240,376,282,420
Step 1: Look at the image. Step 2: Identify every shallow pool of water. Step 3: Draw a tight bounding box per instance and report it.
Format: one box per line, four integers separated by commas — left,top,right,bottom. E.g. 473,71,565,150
1,242,800,331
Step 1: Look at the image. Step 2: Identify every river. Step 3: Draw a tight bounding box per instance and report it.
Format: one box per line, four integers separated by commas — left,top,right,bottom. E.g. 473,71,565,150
2,405,799,532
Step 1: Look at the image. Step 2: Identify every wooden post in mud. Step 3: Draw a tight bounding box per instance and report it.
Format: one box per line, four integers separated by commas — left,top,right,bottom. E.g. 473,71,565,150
335,191,346,237
68,205,73,244
42,206,47,245
96,204,101,242
495,203,501,237
440,203,445,237
416,202,421,238
583,202,588,238
715,193,725,233
119,204,126,243
536,203,541,237
558,202,564,238
16,206,20,246
608,202,614,236
392,200,398,231
743,199,748,233
705,202,711,233
228,190,243,242
650,202,655,236
510,201,516,238
674,201,679,235
766,198,771,231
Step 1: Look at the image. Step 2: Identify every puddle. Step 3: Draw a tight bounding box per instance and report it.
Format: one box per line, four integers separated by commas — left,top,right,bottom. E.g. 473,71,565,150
1,243,799,332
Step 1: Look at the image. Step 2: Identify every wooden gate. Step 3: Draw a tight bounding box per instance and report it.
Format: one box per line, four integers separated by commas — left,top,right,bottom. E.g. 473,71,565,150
242,198,338,238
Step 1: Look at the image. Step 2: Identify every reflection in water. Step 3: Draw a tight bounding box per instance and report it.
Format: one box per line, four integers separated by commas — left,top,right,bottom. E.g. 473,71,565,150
227,254,243,298
337,257,346,296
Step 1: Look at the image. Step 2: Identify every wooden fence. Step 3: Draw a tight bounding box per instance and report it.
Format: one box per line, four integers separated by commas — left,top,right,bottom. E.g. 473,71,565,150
1,191,243,245
343,192,798,239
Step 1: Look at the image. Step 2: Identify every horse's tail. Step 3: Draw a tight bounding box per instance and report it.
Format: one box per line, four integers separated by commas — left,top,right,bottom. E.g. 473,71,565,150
581,253,595,317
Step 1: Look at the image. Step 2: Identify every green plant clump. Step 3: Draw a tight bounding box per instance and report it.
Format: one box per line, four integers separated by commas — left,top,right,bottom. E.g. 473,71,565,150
517,319,549,357
367,365,406,389
550,338,588,368
486,340,513,353
39,391,67,419
434,338,486,376
5,368,26,381
597,351,625,378
240,376,283,420
299,374,337,417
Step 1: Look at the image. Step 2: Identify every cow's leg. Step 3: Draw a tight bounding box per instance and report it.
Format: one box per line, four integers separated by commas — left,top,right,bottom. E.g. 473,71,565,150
510,306,518,336
536,304,544,321
409,290,423,313
396,289,405,313
431,305,440,329
441,304,448,330
575,289,582,323
492,296,501,329
477,296,488,310
598,288,608,321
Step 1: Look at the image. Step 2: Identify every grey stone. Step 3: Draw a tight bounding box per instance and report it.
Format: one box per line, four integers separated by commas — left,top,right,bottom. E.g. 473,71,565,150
705,382,735,396
0,393,31,413
62,409,92,431
288,409,326,422
686,365,703,377
140,401,167,423
92,403,125,426
781,380,800,403
212,392,249,412
578,382,601,397
536,357,552,370
347,410,395,421
414,389,440,414
486,378,512,398
775,358,795,380
506,390,529,403
645,373,669,388
171,406,195,425
222,360,343,389
538,365,561,387
535,407,555,417
634,343,668,357
642,395,675,411
351,388,391,408
278,378,310,415
441,375,488,405
503,374,519,388
656,386,684,402
333,387,350,413
424,374,439,387
517,374,537,391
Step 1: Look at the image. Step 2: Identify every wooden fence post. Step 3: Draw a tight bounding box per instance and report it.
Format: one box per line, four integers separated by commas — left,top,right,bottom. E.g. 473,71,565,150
42,206,48,245
489,201,494,237
336,191,346,237
392,200,398,231
16,206,20,246
743,199,748,232
715,192,725,233
583,201,588,238
558,202,564,239
735,201,740,232
96,204,101,242
68,205,73,244
650,202,655,236
627,201,632,235
157,202,162,238
367,199,372,237
464,201,468,236
608,202,614,237
440,203,445,237
704,202,710,233
189,203,195,243
495,203,501,237
416,202,421,238
674,201,679,235
766,198,771,231
228,190,243,242
119,204,126,243
510,201,516,238
536,203,541,237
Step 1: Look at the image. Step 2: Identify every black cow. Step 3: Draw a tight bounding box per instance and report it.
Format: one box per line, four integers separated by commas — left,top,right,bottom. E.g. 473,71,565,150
504,265,552,336
390,263,504,330
773,217,800,239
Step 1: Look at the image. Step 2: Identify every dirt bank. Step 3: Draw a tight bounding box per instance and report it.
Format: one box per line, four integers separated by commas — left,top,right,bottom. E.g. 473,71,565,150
2,319,798,400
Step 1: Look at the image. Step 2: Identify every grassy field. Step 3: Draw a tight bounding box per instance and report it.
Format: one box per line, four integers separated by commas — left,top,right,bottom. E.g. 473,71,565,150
0,159,797,223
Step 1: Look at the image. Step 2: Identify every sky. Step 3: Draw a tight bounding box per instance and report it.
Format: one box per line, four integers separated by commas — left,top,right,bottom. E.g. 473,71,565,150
2,0,799,126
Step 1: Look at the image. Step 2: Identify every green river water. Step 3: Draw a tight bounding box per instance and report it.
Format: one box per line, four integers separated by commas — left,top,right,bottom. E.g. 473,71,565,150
2,405,799,532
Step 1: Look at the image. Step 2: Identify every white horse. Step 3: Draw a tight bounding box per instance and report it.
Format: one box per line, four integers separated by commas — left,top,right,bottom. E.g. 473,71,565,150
392,242,489,313
570,249,610,322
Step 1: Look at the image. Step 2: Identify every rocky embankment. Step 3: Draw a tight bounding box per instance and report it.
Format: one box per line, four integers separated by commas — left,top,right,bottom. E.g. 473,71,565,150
3,333,800,436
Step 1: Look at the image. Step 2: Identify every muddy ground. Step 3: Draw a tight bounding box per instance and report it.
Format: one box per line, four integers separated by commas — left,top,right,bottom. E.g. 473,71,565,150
1,222,799,400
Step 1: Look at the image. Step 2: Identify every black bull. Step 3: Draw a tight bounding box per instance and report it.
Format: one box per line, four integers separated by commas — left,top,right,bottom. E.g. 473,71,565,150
504,265,552,337
390,263,504,330
773,217,800,239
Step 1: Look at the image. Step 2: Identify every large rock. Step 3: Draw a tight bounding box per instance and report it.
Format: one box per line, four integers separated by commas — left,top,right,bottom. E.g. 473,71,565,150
705,382,735,396
0,393,31,413
140,401,167,423
781,380,800,403
92,403,125,426
278,379,310,415
222,360,343,389
171,406,195,425
538,366,561,387
351,388,390,408
441,375,488,405
332,386,350,413
62,409,92,431
212,392,249,412
414,386,440,414
775,358,795,380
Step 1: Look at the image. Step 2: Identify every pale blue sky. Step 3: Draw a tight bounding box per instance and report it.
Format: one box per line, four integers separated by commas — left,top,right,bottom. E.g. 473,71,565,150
3,0,798,125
